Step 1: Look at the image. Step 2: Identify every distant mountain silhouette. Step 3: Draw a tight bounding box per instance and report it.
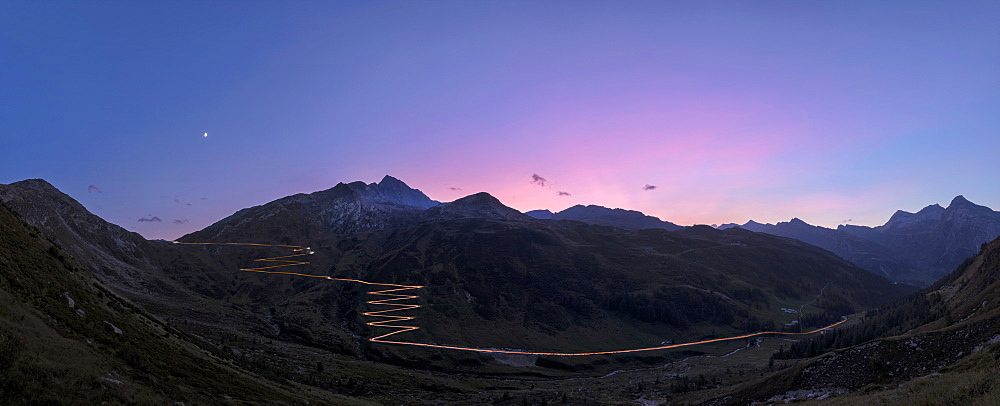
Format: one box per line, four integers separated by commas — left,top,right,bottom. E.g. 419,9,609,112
735,196,1000,286
527,204,682,231
525,209,554,219
839,195,1000,281
423,192,530,221
733,217,924,285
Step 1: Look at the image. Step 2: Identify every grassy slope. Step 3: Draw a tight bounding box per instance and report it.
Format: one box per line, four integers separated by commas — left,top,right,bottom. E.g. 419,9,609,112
152,217,914,377
806,237,1000,405
363,221,910,353
0,202,372,405
697,237,1000,405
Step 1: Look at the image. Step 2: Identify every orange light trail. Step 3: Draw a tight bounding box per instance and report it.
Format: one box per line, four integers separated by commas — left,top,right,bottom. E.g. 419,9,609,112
176,241,847,356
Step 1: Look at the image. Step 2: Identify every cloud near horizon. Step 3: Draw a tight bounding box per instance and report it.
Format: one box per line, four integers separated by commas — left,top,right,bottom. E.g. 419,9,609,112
643,184,657,191
88,184,102,193
138,216,162,222
173,219,189,224
530,174,548,187
558,191,571,196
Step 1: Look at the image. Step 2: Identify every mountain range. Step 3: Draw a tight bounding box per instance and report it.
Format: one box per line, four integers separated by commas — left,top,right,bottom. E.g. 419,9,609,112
2,175,997,404
725,195,1000,286
166,177,910,362
840,195,1000,280
1,178,911,352
527,205,682,231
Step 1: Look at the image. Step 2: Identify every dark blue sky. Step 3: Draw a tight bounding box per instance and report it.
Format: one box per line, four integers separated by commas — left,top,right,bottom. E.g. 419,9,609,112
2,1,998,239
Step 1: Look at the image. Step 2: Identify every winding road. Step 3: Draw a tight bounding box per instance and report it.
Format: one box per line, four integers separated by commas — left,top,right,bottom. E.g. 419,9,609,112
175,242,846,357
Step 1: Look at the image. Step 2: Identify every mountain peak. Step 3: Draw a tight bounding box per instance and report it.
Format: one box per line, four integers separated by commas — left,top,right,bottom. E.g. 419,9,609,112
378,175,406,187
9,178,59,192
453,191,501,205
552,204,681,231
918,203,945,214
2,179,83,212
357,176,439,209
739,220,771,232
525,209,554,220
887,209,911,220
789,217,808,225
423,192,528,221
558,205,607,218
948,195,972,208
943,195,996,218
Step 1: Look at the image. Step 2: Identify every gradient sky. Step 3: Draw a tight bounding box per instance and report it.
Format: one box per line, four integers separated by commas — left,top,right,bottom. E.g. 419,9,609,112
2,1,998,240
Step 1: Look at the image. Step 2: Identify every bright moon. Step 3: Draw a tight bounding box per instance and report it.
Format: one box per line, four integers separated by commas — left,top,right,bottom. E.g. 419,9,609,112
203,133,208,137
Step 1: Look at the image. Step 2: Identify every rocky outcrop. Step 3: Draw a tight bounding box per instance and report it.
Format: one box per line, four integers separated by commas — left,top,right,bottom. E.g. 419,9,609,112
794,319,999,390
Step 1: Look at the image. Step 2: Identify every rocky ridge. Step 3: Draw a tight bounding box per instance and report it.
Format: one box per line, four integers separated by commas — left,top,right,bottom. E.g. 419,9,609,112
527,204,682,231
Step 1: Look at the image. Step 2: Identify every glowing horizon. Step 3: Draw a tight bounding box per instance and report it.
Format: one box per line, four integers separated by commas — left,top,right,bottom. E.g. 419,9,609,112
2,1,997,240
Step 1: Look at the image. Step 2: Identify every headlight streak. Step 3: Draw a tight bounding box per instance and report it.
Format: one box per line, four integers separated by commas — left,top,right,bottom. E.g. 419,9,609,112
176,241,847,357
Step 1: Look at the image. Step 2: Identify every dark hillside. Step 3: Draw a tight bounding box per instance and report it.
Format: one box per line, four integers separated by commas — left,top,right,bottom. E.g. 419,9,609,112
704,236,1000,405
327,219,913,362
0,202,366,405
738,218,927,286
540,204,683,231
160,213,914,372
0,179,172,297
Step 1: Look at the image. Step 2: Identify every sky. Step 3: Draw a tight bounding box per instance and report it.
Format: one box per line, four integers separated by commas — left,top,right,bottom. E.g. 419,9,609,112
2,1,998,240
